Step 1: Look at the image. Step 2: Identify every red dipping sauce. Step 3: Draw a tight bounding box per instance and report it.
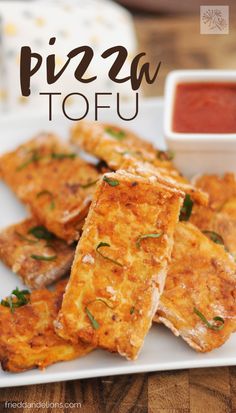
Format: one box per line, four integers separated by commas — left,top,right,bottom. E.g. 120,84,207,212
173,82,236,133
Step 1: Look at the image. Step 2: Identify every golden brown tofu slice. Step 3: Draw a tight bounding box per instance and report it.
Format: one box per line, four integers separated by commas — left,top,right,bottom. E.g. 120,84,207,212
213,198,236,258
191,174,236,257
155,222,236,352
193,173,236,210
70,121,208,206
0,281,92,372
0,134,100,243
71,120,175,171
0,218,75,289
120,159,208,207
55,171,184,360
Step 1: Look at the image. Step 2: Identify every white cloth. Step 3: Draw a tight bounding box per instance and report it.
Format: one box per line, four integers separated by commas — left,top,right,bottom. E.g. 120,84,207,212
0,0,137,113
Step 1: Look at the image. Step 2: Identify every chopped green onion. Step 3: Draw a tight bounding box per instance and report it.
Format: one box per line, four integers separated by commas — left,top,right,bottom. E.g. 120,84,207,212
12,287,30,302
136,233,163,249
37,190,53,198
105,127,126,141
36,190,55,210
85,307,100,330
103,176,119,187
87,298,114,309
194,307,224,331
156,150,175,161
1,287,30,313
15,231,38,244
179,194,193,221
1,296,14,313
202,231,224,246
30,254,57,261
16,150,42,171
96,242,123,267
130,306,135,315
28,225,54,241
85,298,114,329
51,152,76,160
16,151,76,171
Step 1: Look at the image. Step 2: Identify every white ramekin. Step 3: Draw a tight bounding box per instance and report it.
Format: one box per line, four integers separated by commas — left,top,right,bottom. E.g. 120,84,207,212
163,70,236,178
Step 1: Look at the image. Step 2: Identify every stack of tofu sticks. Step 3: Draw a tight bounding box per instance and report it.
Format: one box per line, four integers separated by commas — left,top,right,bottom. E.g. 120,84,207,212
0,122,235,373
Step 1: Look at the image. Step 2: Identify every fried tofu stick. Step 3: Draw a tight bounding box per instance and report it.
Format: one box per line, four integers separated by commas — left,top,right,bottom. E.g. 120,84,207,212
70,120,208,206
191,173,236,257
0,134,100,243
154,222,236,352
0,280,92,372
192,173,236,211
55,171,184,360
71,120,179,172
120,159,208,207
0,218,75,288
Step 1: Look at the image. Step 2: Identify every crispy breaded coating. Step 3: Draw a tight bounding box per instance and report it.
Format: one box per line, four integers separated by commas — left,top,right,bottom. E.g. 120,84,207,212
70,121,208,206
71,120,175,171
0,281,92,372
191,174,236,257
0,134,100,243
55,171,184,360
155,222,236,352
120,159,208,207
0,218,75,288
193,173,236,210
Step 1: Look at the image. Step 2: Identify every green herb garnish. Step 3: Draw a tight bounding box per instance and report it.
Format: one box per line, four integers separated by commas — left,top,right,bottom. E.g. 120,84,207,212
85,307,100,330
1,295,13,313
179,194,193,221
36,190,55,210
30,254,57,261
85,298,114,330
130,306,135,315
96,242,123,267
156,150,175,161
87,298,114,309
80,179,99,189
16,150,76,171
136,233,163,249
103,176,120,187
1,287,30,313
15,231,38,244
194,307,224,331
16,150,42,171
51,152,76,160
202,231,224,246
105,127,126,141
28,225,54,241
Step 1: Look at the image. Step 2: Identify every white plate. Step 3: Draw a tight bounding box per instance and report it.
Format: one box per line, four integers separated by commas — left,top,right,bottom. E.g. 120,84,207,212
0,97,235,388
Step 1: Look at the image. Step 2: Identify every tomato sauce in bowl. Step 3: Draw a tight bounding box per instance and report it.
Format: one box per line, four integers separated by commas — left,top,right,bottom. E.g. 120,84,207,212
173,82,236,134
